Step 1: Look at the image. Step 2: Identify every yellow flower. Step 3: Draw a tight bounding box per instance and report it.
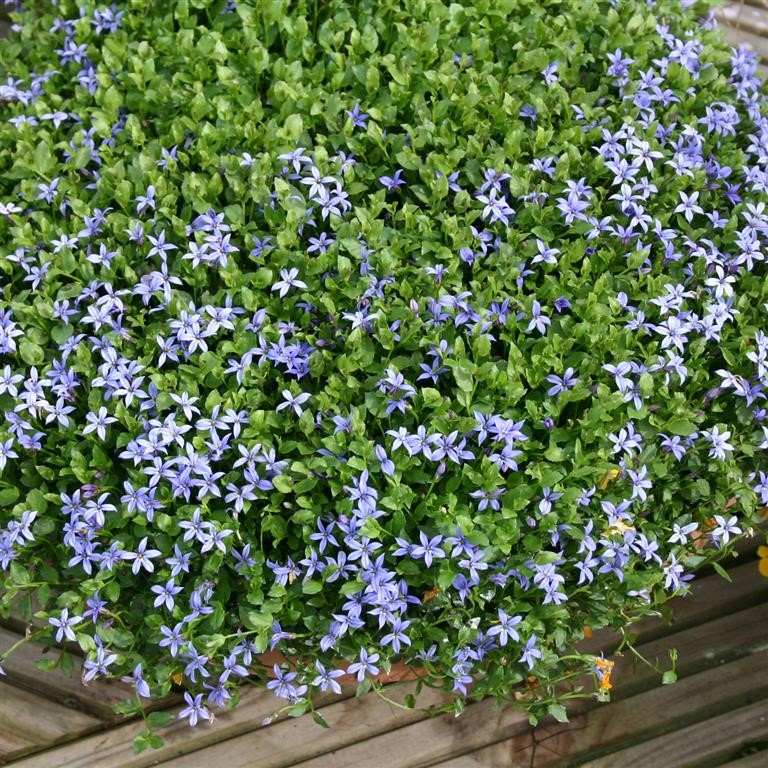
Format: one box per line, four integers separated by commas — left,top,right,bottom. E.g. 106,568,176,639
598,468,620,490
593,656,615,691
758,545,768,578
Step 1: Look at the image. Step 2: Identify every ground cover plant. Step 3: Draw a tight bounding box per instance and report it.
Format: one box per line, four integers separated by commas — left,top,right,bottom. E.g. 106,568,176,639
0,0,767,749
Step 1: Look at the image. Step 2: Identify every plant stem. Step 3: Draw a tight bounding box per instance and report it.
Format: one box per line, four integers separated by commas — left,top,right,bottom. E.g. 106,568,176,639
0,627,45,661
371,683,415,712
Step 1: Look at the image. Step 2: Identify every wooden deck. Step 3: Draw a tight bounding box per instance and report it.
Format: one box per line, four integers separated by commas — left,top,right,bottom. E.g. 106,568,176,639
2,539,767,768
719,0,768,61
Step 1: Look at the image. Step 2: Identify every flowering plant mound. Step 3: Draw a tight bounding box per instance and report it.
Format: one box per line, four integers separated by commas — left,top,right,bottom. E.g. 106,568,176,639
1,0,767,746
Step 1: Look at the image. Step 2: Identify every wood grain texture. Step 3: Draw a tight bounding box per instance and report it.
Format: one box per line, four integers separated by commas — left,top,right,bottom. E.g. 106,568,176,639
0,682,101,763
719,749,768,768
587,601,768,702
718,0,768,62
12,601,768,768
413,635,768,768
578,557,768,657
427,606,768,768
423,746,535,768
6,686,350,768
580,700,768,768
285,694,533,768
626,558,768,640
153,683,451,768
721,24,768,62
0,628,133,720
719,2,768,38
5,551,766,766
527,650,768,767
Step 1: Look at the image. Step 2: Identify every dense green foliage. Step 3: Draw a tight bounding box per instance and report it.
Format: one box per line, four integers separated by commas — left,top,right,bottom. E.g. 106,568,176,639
0,0,766,745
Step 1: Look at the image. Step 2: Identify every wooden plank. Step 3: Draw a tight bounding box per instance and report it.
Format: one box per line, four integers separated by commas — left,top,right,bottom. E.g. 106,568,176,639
0,627,134,720
727,530,765,558
721,24,768,62
6,686,352,768
15,600,768,768
170,603,768,768
607,601,768,699
151,683,451,768
579,700,768,768
0,730,38,765
427,602,768,767
579,557,768,657
413,625,768,768
555,602,768,763
719,3,768,38
635,558,768,636
565,600,768,715
528,651,768,767
435,696,768,768
11,584,767,767
426,746,534,768
719,750,768,768
283,693,534,768
0,682,102,763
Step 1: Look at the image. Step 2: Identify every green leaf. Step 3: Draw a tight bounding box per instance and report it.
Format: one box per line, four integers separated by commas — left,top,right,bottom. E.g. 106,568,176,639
147,733,165,750
420,387,443,408
50,324,74,345
33,517,55,536
301,579,323,595
286,701,310,717
9,561,30,586
0,487,20,506
240,607,273,629
547,703,569,723
665,419,697,436
59,651,74,678
34,141,54,174
712,562,732,583
627,248,649,269
312,711,330,728
147,711,176,729
340,579,365,595
199,351,221,375
252,267,273,287
26,488,48,514
133,732,151,755
662,670,678,685
98,626,134,648
104,580,121,602
284,114,304,141
19,341,45,366
272,474,293,493
452,359,475,393
77,633,97,654
356,678,372,697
